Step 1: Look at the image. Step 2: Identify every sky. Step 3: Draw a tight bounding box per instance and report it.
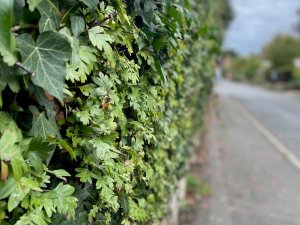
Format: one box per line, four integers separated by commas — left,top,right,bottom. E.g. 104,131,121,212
223,0,300,56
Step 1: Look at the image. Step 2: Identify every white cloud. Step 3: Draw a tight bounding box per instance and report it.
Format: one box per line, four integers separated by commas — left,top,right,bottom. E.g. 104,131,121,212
223,0,300,55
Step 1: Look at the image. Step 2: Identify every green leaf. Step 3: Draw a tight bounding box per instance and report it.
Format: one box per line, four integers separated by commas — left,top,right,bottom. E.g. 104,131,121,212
152,35,166,51
0,112,23,138
121,219,131,225
88,26,115,67
17,31,71,102
0,0,16,65
59,27,80,64
28,152,44,173
75,110,90,125
57,139,76,160
0,177,17,200
45,183,77,218
37,0,60,32
66,45,97,83
88,205,99,222
168,6,183,28
28,137,56,160
7,178,35,211
34,86,56,119
46,169,71,182
70,15,85,36
27,0,42,11
15,209,50,225
75,168,96,183
28,106,61,139
14,0,26,23
11,158,26,180
89,139,118,160
81,0,98,8
0,62,23,93
0,128,22,161
155,59,167,84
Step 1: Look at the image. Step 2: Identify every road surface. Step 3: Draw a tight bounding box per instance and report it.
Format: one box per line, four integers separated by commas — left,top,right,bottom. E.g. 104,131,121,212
193,81,300,225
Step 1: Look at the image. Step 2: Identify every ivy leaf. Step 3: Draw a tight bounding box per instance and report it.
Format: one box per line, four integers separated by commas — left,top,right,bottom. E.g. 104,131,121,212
27,0,42,11
57,139,76,160
61,27,97,83
168,6,183,28
0,127,22,162
75,110,90,125
59,27,80,64
81,0,98,8
89,139,118,160
121,219,131,225
17,31,71,102
0,177,17,200
70,15,85,36
34,86,56,119
7,177,40,212
0,0,16,65
28,137,56,160
28,106,61,139
66,45,97,83
88,26,115,67
75,168,96,183
28,152,44,173
37,0,60,32
52,211,88,225
152,35,166,51
0,62,22,93
46,169,71,182
15,209,50,225
155,59,167,84
45,183,78,218
134,0,156,27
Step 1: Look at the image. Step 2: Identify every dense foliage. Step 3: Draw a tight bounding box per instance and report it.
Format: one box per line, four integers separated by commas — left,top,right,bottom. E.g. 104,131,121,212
218,0,234,30
0,0,220,224
262,35,300,73
224,55,268,82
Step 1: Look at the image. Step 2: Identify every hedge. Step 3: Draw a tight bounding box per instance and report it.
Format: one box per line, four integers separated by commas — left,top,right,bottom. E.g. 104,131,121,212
0,0,220,224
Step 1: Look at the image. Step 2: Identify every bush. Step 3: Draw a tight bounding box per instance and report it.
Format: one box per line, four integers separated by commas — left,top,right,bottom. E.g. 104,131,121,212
227,55,265,82
0,0,220,224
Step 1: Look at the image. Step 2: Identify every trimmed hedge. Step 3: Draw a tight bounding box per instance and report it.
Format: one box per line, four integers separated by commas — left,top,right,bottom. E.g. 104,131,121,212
0,0,220,224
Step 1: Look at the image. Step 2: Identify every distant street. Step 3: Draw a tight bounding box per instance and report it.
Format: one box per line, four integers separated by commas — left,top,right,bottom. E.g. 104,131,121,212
193,81,300,225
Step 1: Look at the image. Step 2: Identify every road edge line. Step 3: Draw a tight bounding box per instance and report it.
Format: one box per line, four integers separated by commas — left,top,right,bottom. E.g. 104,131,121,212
229,97,300,171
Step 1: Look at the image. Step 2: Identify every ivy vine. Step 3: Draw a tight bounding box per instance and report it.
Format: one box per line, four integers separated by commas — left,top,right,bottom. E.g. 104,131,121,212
0,0,221,224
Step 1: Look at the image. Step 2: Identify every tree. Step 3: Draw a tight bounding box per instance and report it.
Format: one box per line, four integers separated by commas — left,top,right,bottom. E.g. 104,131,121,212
227,55,263,81
262,35,300,72
219,0,234,29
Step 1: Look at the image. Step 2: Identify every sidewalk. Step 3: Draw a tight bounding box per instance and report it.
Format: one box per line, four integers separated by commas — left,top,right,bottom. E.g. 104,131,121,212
192,95,300,225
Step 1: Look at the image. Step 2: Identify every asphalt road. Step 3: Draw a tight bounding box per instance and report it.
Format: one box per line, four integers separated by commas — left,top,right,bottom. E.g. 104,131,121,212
193,81,300,225
216,81,300,160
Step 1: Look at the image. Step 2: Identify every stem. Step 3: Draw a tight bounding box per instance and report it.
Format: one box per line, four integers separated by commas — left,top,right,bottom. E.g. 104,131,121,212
11,24,38,32
94,11,117,27
15,62,34,75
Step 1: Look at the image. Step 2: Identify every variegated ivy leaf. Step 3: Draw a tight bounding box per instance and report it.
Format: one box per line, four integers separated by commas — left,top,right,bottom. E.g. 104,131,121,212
28,106,61,139
70,15,85,36
27,0,42,11
37,0,60,32
17,31,71,102
34,86,56,119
